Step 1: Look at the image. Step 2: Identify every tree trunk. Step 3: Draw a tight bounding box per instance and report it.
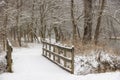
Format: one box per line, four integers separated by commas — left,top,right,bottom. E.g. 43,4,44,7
83,0,93,44
16,0,23,46
54,27,60,42
3,13,8,50
94,0,105,45
71,0,77,45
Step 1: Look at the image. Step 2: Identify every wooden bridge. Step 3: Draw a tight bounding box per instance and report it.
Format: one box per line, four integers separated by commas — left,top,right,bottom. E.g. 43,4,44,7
42,41,74,74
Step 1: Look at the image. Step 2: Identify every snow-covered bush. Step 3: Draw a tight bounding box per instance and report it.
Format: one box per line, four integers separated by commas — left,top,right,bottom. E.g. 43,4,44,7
0,53,7,74
74,50,120,75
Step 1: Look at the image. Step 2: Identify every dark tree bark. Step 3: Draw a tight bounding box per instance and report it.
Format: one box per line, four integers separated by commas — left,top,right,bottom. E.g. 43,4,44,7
83,0,93,44
3,13,8,50
54,27,60,42
94,0,105,44
29,0,36,42
2,0,9,50
16,0,23,46
71,0,77,45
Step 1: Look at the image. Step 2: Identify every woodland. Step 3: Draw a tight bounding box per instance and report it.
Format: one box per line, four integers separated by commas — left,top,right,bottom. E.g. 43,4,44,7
0,0,120,77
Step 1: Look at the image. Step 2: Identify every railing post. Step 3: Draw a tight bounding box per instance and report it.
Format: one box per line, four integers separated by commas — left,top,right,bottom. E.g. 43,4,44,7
6,39,13,72
71,47,74,74
45,43,47,56
53,46,55,61
64,49,67,67
42,42,44,55
58,48,60,63
49,44,51,58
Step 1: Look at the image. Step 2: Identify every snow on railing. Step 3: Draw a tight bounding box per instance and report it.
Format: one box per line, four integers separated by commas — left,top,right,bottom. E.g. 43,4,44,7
42,40,74,74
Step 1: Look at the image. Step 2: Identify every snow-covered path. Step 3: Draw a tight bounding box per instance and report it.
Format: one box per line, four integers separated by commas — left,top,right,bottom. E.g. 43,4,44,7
0,43,120,80
0,43,78,80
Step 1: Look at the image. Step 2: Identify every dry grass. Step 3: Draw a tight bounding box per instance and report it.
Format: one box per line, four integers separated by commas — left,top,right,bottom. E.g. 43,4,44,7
74,41,106,55
11,40,28,48
111,47,120,56
61,39,119,56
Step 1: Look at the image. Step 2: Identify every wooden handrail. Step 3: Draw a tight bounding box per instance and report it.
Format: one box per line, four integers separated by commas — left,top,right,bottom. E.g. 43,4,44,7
42,41,74,74
43,48,72,62
42,41,74,52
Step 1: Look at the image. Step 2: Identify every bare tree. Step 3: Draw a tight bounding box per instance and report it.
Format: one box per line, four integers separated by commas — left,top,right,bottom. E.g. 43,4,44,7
16,0,23,46
71,0,77,45
94,0,106,44
83,0,93,44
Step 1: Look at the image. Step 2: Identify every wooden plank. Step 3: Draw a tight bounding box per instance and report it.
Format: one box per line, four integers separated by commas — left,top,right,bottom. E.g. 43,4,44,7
45,43,47,56
42,41,73,52
42,42,44,55
64,49,67,67
58,48,60,63
49,44,51,58
71,47,74,74
6,39,13,72
43,48,72,62
53,46,55,61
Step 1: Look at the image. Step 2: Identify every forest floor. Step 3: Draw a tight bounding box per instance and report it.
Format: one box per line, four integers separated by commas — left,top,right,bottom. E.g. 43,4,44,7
0,43,120,80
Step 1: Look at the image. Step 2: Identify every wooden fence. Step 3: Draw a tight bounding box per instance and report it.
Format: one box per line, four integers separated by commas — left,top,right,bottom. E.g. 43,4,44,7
42,41,74,74
6,39,13,72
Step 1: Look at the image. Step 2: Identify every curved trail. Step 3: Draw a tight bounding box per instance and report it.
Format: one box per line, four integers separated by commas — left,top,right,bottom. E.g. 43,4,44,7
0,44,78,80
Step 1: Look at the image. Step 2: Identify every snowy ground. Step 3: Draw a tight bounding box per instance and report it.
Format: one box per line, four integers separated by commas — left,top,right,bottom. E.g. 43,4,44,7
0,43,120,80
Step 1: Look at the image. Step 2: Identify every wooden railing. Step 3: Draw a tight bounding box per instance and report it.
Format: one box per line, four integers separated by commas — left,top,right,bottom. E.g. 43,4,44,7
42,41,74,74
6,39,13,72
